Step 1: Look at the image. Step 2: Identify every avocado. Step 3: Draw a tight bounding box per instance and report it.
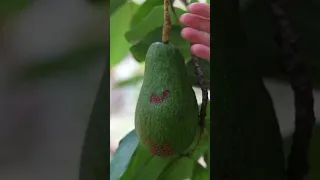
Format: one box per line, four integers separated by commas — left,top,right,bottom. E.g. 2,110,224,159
134,42,200,157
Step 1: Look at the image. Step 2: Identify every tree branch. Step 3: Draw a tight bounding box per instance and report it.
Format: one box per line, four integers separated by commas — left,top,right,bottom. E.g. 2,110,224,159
269,0,316,179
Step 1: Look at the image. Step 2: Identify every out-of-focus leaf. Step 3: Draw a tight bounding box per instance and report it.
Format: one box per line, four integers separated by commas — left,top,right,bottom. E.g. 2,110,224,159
130,25,190,62
125,5,186,44
157,157,195,179
114,74,144,88
18,43,107,81
186,59,210,88
79,62,109,180
283,123,320,180
130,0,163,29
0,0,32,20
110,130,140,180
110,0,128,15
192,162,210,180
111,2,139,67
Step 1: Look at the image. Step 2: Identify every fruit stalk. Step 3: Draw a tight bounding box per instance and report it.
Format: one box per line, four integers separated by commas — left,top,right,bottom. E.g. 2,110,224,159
162,0,171,43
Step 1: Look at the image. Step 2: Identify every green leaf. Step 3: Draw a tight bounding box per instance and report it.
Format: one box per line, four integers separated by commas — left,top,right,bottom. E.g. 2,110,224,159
130,25,190,62
157,157,195,179
130,0,164,29
0,0,32,20
110,103,211,180
110,2,139,67
18,43,107,81
190,128,209,161
114,74,144,88
204,149,210,168
79,63,109,180
186,59,210,88
117,130,199,180
125,5,186,44
110,130,140,180
110,0,128,15
192,162,210,180
121,145,178,179
189,102,211,161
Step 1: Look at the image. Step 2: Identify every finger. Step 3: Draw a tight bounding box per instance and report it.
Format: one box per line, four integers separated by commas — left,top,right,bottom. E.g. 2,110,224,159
181,27,210,46
191,44,210,60
180,13,210,33
188,3,210,19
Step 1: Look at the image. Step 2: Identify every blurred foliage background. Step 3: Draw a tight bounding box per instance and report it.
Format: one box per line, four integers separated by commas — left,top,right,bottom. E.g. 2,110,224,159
0,0,107,179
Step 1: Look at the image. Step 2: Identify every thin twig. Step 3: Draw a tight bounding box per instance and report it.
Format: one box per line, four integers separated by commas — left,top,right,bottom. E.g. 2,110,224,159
269,0,316,179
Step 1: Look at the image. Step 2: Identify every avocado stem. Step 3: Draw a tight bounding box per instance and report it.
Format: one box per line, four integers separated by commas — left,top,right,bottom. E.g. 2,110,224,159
162,0,171,44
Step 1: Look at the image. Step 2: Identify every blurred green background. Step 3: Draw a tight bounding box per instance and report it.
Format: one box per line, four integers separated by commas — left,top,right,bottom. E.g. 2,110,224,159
0,0,107,180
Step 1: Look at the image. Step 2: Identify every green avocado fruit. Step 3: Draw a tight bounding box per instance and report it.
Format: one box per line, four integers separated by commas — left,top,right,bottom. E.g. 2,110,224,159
134,42,200,157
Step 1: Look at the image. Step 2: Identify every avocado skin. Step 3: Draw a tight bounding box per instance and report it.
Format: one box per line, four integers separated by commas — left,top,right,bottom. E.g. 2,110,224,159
134,42,199,157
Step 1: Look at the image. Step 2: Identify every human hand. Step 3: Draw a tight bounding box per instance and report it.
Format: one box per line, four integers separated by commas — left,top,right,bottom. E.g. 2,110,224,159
180,3,210,60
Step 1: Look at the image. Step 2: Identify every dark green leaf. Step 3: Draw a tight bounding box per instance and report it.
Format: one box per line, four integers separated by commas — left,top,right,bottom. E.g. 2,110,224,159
18,43,107,81
189,102,211,161
190,128,209,161
130,25,190,62
120,144,178,180
110,130,140,180
192,162,209,180
79,63,109,180
130,0,164,29
157,157,195,179
0,0,32,20
186,59,210,88
125,5,186,44
110,0,128,15
118,130,200,180
204,149,210,168
110,2,139,67
114,74,144,88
